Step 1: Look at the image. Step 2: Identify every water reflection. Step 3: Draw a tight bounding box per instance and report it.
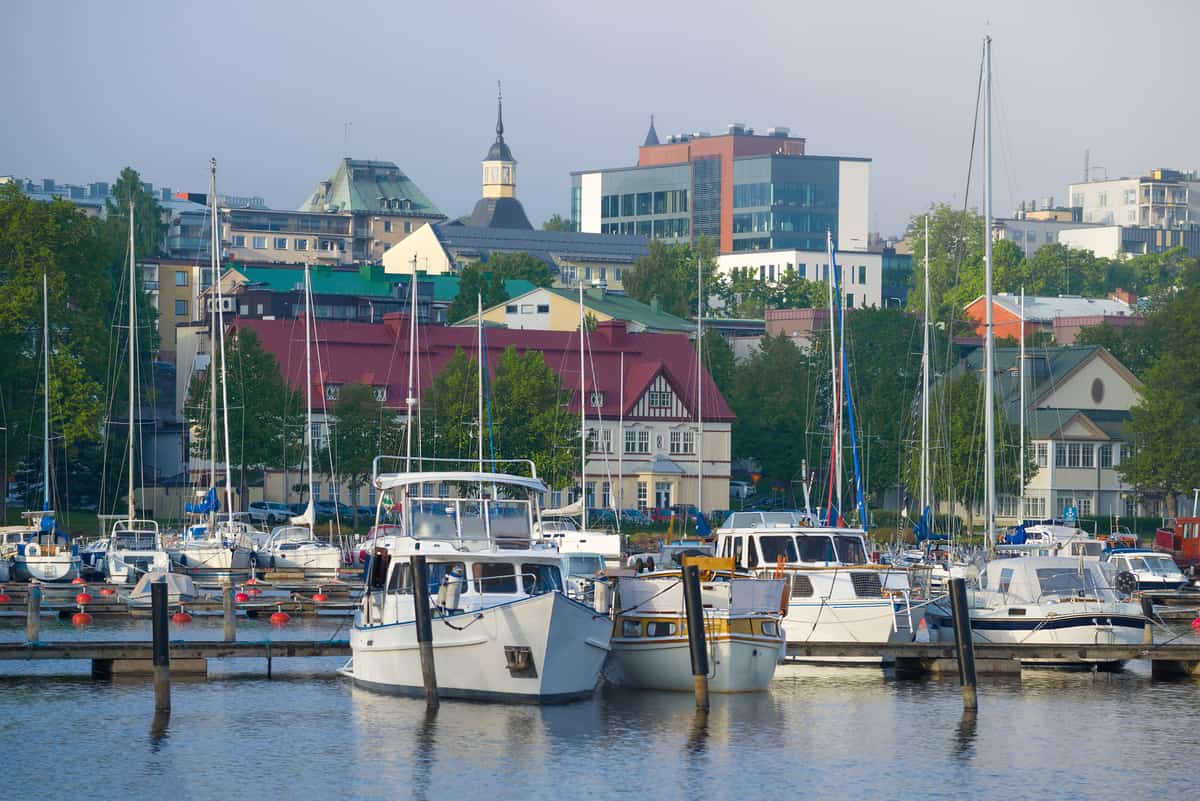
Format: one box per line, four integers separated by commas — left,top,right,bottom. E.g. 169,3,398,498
954,708,977,760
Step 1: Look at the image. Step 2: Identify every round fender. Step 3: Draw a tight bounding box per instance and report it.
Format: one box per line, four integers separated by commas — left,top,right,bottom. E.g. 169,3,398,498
1113,570,1138,597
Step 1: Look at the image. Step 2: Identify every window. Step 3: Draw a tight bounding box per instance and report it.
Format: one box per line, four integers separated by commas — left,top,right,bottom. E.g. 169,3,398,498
1023,496,1046,518
621,194,635,216
273,237,287,250
505,304,518,313
636,192,652,216
625,429,650,454
601,481,611,509
1055,444,1067,467
256,304,263,315
798,264,806,279
474,562,517,594
859,265,866,284
846,293,854,308
997,495,1019,517
622,619,642,637
383,220,393,233
520,304,534,313
669,429,695,455
231,235,246,248
175,299,188,316
404,221,412,233
252,236,267,249
589,391,604,408
758,535,797,563
1072,192,1084,208
1067,443,1081,468
312,482,321,501
373,386,387,402
174,270,188,286
591,428,612,454
536,304,549,313
325,384,340,401
1036,442,1048,468
295,238,309,251
1098,192,1108,208
1120,443,1132,463
998,567,1014,595
646,621,677,637
1078,497,1092,516
1080,444,1094,468
649,391,672,408
636,481,648,510
239,304,249,316
521,563,562,595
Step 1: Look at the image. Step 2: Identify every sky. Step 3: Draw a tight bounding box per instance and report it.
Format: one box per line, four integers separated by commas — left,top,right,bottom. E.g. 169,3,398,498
3,0,1197,236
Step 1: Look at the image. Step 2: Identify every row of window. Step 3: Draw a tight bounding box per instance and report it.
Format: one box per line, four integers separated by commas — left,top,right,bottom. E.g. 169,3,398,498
586,428,698,456
1033,441,1128,469
728,262,869,285
599,217,690,238
380,220,413,234
323,384,388,402
731,182,834,210
601,190,689,219
504,303,551,315
231,234,345,252
560,265,623,284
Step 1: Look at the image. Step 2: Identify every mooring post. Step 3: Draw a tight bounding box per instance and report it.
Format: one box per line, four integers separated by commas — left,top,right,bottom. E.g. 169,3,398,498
151,578,171,712
681,563,710,710
223,584,236,643
25,584,41,643
1140,596,1156,646
410,555,439,709
949,577,978,710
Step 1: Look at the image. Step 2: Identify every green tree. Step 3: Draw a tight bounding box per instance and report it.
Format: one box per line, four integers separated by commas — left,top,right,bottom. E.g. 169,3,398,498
906,204,985,323
446,265,509,323
419,348,478,460
542,214,573,232
106,167,166,259
325,383,406,526
623,236,718,318
702,328,735,397
490,347,575,489
484,251,554,287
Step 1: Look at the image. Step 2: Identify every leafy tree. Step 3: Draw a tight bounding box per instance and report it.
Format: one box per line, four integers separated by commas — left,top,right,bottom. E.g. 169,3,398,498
107,167,166,260
325,383,406,526
623,236,718,318
702,328,735,398
419,348,478,461
446,265,509,323
542,214,573,232
483,251,554,287
490,346,575,489
905,204,985,324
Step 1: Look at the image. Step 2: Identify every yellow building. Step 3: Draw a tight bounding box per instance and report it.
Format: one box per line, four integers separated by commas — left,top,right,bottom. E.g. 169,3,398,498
457,285,693,334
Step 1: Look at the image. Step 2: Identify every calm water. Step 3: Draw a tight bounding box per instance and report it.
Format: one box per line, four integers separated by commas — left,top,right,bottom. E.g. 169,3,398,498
3,616,1199,801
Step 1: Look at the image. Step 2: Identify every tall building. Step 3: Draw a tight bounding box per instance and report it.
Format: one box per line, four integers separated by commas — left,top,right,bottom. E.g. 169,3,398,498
1068,168,1200,229
572,121,870,254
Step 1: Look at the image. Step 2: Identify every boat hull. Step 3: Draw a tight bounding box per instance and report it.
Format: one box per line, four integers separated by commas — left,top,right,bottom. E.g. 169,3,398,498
12,555,81,583
262,547,342,576
348,591,611,703
608,633,781,692
926,605,1145,665
170,545,252,578
106,550,171,584
783,599,921,663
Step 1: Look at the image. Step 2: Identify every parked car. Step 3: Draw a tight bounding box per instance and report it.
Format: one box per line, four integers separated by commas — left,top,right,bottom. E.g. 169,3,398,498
248,501,293,525
313,500,353,520
729,480,753,500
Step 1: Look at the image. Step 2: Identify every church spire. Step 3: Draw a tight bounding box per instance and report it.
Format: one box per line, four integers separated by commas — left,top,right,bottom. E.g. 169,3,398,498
496,80,504,139
643,113,660,147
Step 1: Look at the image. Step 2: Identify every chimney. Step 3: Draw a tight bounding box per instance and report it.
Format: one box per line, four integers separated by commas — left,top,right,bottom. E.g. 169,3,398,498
594,318,626,346
649,296,660,313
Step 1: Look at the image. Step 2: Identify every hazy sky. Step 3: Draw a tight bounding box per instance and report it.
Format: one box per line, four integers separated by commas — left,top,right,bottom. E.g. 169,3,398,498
4,1,1196,236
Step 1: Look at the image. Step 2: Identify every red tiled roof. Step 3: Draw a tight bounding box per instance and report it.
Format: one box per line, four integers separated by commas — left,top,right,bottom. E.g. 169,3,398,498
230,316,734,422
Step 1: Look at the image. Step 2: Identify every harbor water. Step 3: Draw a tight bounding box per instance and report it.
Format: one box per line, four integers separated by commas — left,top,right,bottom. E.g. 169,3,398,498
3,617,1198,801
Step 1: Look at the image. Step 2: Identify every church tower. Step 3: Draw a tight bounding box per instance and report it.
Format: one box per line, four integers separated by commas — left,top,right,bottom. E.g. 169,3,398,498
468,82,533,229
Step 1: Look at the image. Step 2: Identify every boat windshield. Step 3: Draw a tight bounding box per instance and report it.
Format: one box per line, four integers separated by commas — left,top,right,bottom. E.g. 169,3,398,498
834,535,867,564
1131,555,1182,577
758,535,797,562
796,535,834,562
564,555,605,577
1036,566,1107,599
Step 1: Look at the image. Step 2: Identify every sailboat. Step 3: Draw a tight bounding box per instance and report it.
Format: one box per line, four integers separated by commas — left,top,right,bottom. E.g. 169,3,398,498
105,200,171,584
342,262,612,702
7,272,82,583
170,159,254,579
255,258,340,576
924,37,1144,663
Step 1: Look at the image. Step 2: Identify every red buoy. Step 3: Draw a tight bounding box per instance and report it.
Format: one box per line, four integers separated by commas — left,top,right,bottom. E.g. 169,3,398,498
269,608,291,626
247,587,263,597
246,577,259,585
99,588,115,597
1192,617,1200,632
235,591,250,603
75,592,93,606
0,590,11,603
312,587,328,602
172,607,193,624
71,611,93,626
71,576,86,585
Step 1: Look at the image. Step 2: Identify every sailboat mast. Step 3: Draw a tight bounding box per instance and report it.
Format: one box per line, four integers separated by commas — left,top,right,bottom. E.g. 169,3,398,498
477,292,484,473
207,160,219,527
825,231,841,522
920,216,930,516
404,255,418,473
696,254,704,523
983,35,997,549
304,259,315,526
617,351,624,528
42,271,50,513
127,200,137,524
213,161,235,519
1019,286,1025,515
579,278,587,530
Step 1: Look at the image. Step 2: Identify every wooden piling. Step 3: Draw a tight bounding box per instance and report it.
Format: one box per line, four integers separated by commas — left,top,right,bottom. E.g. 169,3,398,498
25,584,41,643
223,584,236,642
1140,596,1156,646
151,578,170,712
410,555,439,709
681,563,710,710
948,577,978,710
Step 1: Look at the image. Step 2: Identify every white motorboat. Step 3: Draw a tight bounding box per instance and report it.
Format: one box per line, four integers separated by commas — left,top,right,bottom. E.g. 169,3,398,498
122,569,201,610
607,562,786,693
343,463,612,703
714,511,921,663
926,556,1145,666
8,514,82,583
1100,548,1188,592
257,525,341,576
105,519,171,584
78,538,108,579
170,517,255,577
534,512,623,567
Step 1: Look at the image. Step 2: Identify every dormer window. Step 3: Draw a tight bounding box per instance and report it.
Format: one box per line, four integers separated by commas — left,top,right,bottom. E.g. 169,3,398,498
374,386,388,402
325,384,341,401
589,391,604,408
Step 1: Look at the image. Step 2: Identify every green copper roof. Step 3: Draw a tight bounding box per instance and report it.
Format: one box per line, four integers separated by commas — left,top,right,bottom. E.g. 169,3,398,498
230,264,532,304
299,158,444,218
544,286,694,332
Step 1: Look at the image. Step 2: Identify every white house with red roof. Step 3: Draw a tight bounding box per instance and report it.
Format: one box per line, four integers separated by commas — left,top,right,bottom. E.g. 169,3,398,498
230,315,733,514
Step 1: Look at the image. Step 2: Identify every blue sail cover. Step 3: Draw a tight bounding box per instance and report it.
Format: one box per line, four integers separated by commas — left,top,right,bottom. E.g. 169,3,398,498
694,510,711,538
1004,524,1028,544
913,506,947,543
185,487,221,515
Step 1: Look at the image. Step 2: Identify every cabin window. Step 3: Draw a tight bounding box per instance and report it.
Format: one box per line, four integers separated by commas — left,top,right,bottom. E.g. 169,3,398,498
720,538,732,558
521,563,563,595
746,536,759,568
387,562,412,593
1037,567,1101,597
997,567,1014,595
621,619,641,637
474,562,517,593
790,575,814,597
646,621,677,637
761,620,779,637
758,535,797,563
850,572,882,598
796,536,829,563
426,562,466,595
834,536,867,564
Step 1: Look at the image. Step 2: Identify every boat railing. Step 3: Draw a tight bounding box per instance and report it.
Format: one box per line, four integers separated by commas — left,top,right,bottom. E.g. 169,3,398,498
372,455,540,485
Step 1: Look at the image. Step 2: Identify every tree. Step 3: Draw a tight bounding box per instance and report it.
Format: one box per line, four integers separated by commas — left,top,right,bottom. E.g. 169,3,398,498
622,236,718,318
702,328,735,398
107,167,166,260
542,214,573,232
419,348,478,461
484,251,554,287
905,204,985,324
326,383,406,526
186,328,303,506
490,347,575,489
445,252,554,323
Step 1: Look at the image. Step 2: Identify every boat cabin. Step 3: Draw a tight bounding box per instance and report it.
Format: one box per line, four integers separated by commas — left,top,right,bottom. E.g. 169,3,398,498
1155,517,1200,567
110,519,161,551
977,557,1118,605
715,525,869,570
